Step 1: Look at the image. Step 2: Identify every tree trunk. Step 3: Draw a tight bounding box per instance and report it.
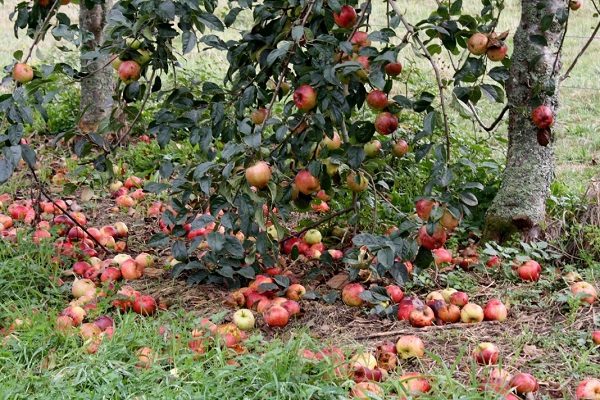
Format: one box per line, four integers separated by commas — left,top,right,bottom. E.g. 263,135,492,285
483,0,567,242
79,0,114,133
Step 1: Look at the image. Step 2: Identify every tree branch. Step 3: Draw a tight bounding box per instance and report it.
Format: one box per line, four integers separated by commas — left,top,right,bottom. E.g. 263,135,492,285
24,0,61,63
560,18,600,83
467,103,509,132
387,0,451,162
280,207,354,243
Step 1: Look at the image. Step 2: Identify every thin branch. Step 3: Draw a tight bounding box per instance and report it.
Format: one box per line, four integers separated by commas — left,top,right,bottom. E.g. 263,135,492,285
24,0,61,63
551,7,569,78
109,69,157,151
387,0,451,162
560,18,600,83
467,103,509,132
26,164,111,254
280,207,354,243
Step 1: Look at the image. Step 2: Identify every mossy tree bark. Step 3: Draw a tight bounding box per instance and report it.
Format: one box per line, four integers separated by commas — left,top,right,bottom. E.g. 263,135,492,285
483,0,568,242
79,0,114,133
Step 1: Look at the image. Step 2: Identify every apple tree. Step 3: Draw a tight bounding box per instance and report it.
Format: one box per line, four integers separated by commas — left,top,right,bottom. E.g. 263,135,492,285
1,0,592,290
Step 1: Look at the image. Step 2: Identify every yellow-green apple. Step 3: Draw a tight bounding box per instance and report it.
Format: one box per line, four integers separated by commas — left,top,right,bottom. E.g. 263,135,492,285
363,140,381,157
467,33,489,55
440,288,457,303
395,335,424,359
351,352,377,369
286,283,306,300
460,302,484,323
322,132,342,150
232,308,255,331
350,382,383,399
304,229,322,245
346,171,369,192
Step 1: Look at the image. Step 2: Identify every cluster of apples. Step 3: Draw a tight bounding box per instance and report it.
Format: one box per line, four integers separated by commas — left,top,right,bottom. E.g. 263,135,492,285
298,335,430,399
466,30,509,62
110,175,146,210
414,198,461,251
280,228,343,261
111,39,152,84
343,282,508,327
224,274,309,328
71,251,153,283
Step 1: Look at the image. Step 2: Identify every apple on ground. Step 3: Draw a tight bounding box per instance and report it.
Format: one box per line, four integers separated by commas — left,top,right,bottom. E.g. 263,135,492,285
342,283,365,307
576,378,600,399
570,281,597,304
592,331,600,345
399,372,432,396
350,382,383,399
460,303,484,323
510,372,539,394
432,248,452,265
395,335,424,359
263,305,289,327
397,297,424,320
449,291,469,307
484,299,508,322
517,260,542,281
409,306,435,328
437,303,461,323
473,342,500,365
385,285,404,303
232,308,255,331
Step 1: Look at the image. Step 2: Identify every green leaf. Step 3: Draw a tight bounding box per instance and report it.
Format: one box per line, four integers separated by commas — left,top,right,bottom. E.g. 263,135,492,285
182,30,197,54
198,12,224,31
460,191,479,206
529,34,548,47
480,84,505,103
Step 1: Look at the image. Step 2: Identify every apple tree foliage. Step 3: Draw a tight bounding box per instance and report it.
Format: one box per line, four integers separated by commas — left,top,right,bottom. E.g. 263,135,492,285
0,0,563,291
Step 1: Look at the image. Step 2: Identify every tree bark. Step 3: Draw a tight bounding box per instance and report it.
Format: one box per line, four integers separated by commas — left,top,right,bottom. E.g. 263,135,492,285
483,0,567,242
79,0,114,133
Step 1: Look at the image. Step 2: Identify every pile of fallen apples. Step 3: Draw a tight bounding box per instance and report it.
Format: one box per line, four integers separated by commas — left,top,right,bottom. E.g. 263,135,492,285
339,336,600,400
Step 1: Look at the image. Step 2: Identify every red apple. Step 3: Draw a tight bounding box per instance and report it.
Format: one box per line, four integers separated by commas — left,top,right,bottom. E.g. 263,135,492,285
473,342,500,365
333,5,357,29
467,33,489,55
395,335,424,359
517,260,542,281
449,291,469,307
570,0,583,10
576,378,600,399
592,331,600,345
460,303,484,323
432,248,452,265
132,295,157,316
342,283,365,307
350,31,371,49
409,306,435,328
532,105,554,129
384,61,403,76
417,224,447,250
118,60,142,83
286,284,306,300
374,112,398,135
366,90,388,110
571,281,598,304
263,305,290,327
73,261,91,276
397,297,424,320
93,315,114,331
392,140,409,157
282,300,301,317
486,255,502,268
510,372,539,394
487,43,508,61
101,267,122,282
399,372,431,396
245,161,272,189
484,299,508,322
12,63,34,83
295,169,320,195
293,84,317,112
282,237,301,254
385,285,404,303
72,278,96,298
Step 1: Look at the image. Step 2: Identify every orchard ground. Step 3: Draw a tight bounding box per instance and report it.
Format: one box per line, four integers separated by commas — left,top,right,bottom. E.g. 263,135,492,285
1,1,600,399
